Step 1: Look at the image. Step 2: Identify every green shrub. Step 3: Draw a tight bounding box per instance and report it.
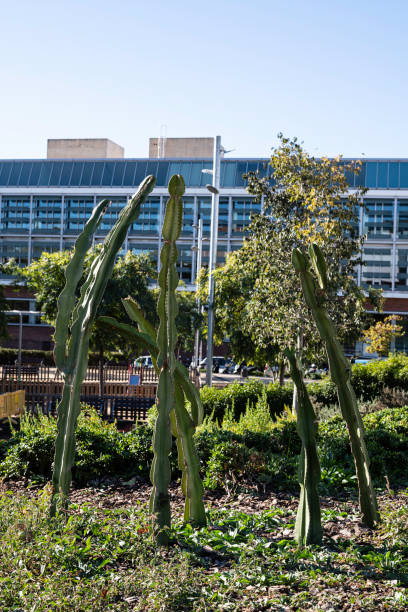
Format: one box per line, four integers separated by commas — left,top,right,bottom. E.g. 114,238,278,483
0,348,129,366
2,401,408,494
0,409,154,484
307,379,337,407
0,348,54,365
200,380,293,422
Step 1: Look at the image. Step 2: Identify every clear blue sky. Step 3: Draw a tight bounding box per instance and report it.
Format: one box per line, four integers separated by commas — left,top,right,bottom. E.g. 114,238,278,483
1,0,407,159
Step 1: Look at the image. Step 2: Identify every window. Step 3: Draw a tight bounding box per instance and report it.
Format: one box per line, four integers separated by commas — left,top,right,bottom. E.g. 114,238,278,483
363,200,394,240
396,248,408,292
232,197,260,234
361,247,393,290
130,197,160,234
64,198,94,233
32,198,61,233
1,197,30,232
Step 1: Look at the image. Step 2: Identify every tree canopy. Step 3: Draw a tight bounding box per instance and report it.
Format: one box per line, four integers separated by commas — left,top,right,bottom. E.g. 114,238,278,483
201,134,379,365
5,248,200,361
5,249,156,360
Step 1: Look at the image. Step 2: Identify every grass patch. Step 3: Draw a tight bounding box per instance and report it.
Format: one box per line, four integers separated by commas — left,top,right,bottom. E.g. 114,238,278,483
0,487,407,610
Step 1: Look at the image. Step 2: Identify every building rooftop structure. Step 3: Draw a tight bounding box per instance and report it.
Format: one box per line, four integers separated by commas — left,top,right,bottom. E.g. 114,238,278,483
0,157,407,190
1,138,408,354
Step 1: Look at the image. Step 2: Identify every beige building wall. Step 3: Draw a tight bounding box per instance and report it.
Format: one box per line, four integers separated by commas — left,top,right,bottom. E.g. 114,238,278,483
149,137,217,158
47,138,124,159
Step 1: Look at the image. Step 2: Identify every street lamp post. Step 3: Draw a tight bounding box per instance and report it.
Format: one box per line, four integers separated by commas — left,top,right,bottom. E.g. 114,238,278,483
205,135,222,386
192,217,204,373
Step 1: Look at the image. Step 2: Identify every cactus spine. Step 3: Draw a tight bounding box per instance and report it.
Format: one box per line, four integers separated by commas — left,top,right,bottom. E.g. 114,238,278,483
50,176,156,515
285,347,322,545
292,244,379,528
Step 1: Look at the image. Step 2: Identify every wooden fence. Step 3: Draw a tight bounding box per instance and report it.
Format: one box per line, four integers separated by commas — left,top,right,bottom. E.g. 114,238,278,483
0,363,200,425
0,365,159,384
0,390,25,419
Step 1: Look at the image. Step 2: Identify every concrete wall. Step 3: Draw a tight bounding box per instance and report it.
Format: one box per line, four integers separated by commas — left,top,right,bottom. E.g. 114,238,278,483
47,138,124,159
149,137,215,158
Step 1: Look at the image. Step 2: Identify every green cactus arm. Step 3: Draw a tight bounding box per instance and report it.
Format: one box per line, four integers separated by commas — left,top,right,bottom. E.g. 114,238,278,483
174,364,203,426
150,368,173,543
292,244,379,528
309,243,328,291
285,348,322,546
66,176,156,372
98,313,202,425
122,296,157,342
51,176,156,514
173,383,206,525
54,198,110,372
98,316,159,373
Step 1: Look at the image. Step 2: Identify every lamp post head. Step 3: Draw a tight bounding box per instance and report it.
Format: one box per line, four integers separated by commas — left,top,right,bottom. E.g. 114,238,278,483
206,184,219,195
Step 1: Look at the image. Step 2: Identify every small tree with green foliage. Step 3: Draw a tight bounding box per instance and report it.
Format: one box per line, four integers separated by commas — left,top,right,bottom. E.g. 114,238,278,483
201,134,379,374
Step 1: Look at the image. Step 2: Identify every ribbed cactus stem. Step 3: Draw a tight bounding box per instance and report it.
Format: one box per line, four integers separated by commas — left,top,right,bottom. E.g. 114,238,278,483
285,347,322,546
292,244,379,528
50,176,156,516
150,174,184,543
100,244,206,528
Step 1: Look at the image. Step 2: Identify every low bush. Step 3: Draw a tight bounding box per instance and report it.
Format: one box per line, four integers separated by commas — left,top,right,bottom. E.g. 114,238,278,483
0,348,129,366
0,348,54,365
1,400,408,494
200,380,293,421
0,409,154,484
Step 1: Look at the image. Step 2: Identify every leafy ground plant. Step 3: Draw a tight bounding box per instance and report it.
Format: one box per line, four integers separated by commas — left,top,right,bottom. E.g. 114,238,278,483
0,486,407,610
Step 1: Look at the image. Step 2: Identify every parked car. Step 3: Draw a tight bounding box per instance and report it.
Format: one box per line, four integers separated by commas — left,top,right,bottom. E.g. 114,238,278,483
133,355,154,368
233,362,257,375
199,357,228,373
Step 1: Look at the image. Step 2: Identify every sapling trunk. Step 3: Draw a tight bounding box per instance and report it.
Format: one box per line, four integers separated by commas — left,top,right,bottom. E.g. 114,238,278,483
292,244,379,528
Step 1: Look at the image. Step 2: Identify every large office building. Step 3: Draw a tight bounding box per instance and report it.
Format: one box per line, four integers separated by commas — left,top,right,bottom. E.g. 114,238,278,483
1,137,408,352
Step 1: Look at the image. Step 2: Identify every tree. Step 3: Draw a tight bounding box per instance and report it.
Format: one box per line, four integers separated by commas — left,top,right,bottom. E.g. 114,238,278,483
362,315,404,357
173,289,203,356
203,134,379,374
4,250,202,364
4,248,156,361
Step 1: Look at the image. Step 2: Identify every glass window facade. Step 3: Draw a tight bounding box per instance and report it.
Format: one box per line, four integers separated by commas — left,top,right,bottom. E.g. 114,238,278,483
0,240,28,266
64,197,94,234
97,197,126,233
0,159,269,189
232,197,260,235
396,248,408,292
31,241,60,261
397,200,408,239
361,247,393,290
130,197,159,235
5,157,408,301
32,198,61,233
363,200,394,240
1,197,30,232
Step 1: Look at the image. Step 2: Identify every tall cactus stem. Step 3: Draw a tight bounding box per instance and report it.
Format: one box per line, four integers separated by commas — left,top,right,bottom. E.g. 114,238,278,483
150,175,184,542
50,176,156,516
285,348,322,546
292,244,379,528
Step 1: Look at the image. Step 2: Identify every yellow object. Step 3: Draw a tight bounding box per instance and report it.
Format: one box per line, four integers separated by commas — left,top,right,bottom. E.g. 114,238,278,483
0,390,25,419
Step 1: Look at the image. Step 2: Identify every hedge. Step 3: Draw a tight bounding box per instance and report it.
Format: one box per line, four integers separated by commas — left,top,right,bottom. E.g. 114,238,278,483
1,405,407,491
200,354,408,419
200,380,294,421
0,348,129,366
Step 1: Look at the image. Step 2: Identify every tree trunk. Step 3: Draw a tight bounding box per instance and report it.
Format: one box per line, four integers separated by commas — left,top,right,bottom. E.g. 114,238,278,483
98,346,104,396
279,361,285,386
